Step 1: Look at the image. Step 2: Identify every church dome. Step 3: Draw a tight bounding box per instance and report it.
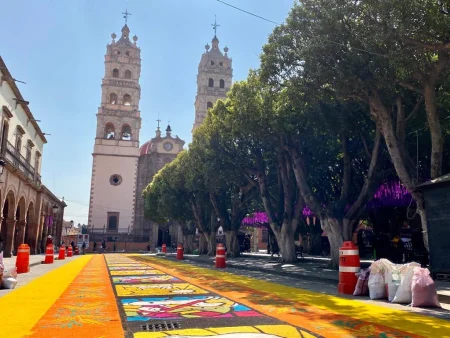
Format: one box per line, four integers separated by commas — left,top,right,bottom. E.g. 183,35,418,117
139,140,153,155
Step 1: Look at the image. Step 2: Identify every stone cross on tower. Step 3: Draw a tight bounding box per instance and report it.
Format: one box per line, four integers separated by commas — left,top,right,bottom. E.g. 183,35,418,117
122,9,132,24
212,15,220,37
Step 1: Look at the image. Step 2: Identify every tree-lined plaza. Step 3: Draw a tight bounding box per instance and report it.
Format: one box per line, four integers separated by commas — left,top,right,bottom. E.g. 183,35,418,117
144,0,450,267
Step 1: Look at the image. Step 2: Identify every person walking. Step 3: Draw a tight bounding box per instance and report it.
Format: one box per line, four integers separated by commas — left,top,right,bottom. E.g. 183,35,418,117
113,242,116,252
93,241,97,252
82,241,86,255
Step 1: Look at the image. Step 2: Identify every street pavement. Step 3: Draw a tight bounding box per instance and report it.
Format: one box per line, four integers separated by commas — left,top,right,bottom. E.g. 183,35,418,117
1,253,450,337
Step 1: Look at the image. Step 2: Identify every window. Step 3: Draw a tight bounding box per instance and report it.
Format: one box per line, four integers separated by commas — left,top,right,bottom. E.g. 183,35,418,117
219,62,223,67
105,123,115,139
1,121,9,154
26,145,31,163
208,78,214,87
112,69,119,78
107,213,119,231
109,174,122,186
220,79,225,88
15,135,22,153
124,70,132,79
207,102,213,110
109,93,118,104
35,152,41,173
210,61,215,66
121,124,132,140
123,94,131,106
116,50,121,55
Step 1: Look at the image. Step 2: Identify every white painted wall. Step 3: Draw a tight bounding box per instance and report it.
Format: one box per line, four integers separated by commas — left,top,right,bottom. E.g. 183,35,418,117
0,78,44,173
89,155,138,232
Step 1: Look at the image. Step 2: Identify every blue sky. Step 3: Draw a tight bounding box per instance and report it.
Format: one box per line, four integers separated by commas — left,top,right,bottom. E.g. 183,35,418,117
2,0,294,225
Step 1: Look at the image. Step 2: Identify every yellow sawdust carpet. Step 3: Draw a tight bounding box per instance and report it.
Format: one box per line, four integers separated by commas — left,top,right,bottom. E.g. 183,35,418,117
134,256,450,338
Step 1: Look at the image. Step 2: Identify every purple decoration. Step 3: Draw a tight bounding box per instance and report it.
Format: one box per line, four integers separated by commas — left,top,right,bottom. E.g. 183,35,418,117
242,181,415,226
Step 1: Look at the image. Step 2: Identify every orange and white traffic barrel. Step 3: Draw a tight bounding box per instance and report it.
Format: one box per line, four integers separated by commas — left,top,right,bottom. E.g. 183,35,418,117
176,244,184,260
44,244,54,264
338,241,360,294
16,244,30,273
215,243,226,268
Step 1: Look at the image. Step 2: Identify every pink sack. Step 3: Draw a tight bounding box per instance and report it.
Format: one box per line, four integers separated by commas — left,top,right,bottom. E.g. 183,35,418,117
411,267,441,308
353,268,370,296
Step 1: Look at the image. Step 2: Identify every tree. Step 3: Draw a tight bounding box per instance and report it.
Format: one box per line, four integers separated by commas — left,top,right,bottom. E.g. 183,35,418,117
142,155,196,252
260,0,450,252
190,119,258,257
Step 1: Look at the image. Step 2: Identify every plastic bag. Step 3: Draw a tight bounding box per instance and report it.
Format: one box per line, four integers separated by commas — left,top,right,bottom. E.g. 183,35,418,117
411,267,440,308
392,262,420,304
2,277,17,289
387,268,401,302
353,268,370,296
9,267,17,279
368,272,386,299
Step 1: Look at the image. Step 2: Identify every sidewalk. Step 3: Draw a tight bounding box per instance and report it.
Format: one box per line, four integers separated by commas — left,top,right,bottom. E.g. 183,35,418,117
163,251,450,307
0,254,82,297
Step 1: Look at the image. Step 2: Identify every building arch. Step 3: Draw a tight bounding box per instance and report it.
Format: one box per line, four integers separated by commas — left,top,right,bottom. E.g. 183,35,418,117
105,122,116,139
123,94,132,106
121,124,132,140
1,190,16,256
207,102,213,110
208,78,214,87
109,93,118,104
219,79,225,88
124,70,132,79
112,68,119,78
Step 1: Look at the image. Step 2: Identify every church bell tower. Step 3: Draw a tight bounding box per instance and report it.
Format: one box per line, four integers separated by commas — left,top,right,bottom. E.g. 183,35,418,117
88,14,141,237
193,19,233,132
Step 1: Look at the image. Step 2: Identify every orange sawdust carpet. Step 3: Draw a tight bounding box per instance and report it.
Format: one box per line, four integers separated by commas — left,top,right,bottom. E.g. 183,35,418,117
132,255,450,338
26,255,123,338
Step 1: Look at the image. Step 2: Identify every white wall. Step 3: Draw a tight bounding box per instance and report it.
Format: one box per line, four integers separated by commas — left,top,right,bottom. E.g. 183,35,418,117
89,154,138,232
0,78,45,173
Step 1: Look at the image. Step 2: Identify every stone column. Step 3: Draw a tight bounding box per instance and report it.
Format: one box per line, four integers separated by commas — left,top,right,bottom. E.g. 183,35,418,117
15,220,26,252
4,218,17,258
27,222,39,254
41,223,49,253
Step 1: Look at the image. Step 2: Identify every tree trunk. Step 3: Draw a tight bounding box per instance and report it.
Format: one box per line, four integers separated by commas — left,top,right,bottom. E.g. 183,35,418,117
322,217,344,269
424,82,443,179
183,234,194,254
199,233,209,255
413,191,429,251
273,224,297,263
225,230,240,257
207,231,217,256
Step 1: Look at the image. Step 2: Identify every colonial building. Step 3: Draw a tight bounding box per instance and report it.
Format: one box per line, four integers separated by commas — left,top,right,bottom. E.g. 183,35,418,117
0,56,66,257
88,24,142,238
192,27,233,131
134,123,185,248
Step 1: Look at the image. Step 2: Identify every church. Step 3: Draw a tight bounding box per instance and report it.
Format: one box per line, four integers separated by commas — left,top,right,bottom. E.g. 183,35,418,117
88,18,233,250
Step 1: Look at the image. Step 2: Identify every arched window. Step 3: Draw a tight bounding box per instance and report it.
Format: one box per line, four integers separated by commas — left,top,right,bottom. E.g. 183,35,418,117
112,68,119,78
123,94,132,106
210,61,215,66
109,93,118,104
105,123,115,139
121,124,132,140
208,78,214,87
219,62,223,67
207,102,213,110
220,79,225,88
124,70,132,79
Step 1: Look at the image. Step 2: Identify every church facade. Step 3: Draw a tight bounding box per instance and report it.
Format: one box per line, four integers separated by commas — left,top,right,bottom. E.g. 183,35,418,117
88,20,233,249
